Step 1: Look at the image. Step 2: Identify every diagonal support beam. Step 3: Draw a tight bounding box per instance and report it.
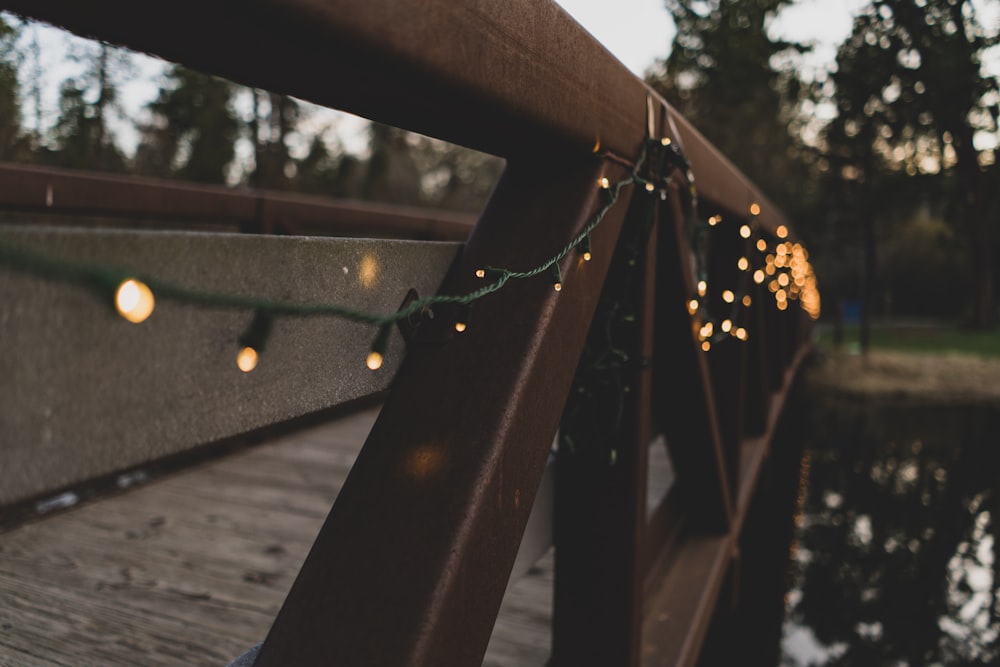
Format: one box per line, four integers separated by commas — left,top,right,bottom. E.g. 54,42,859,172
652,177,734,532
255,154,634,666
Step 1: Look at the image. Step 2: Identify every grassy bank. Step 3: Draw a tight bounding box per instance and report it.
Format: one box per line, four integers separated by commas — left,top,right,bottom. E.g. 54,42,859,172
816,321,1000,358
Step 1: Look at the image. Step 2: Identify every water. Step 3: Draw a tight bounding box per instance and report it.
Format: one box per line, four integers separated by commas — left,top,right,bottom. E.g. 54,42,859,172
780,400,1000,666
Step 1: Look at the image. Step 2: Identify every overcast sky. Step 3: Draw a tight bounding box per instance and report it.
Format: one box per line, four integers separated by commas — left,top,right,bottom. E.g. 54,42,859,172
554,0,869,77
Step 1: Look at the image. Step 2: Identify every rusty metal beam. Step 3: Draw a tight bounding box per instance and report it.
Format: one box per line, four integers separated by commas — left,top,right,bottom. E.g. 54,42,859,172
6,0,792,234
0,162,474,240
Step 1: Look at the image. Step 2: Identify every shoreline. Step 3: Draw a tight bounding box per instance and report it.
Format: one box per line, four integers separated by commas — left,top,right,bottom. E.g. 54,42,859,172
802,348,1000,407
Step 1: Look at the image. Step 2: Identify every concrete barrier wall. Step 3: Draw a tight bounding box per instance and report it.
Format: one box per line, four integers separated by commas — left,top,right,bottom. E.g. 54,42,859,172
0,226,461,506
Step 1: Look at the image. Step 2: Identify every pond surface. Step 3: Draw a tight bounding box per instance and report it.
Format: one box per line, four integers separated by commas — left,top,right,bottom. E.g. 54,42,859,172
780,400,1000,666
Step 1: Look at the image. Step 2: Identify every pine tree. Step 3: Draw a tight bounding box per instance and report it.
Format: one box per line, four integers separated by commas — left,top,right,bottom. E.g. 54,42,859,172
136,65,239,184
0,15,24,161
248,90,301,189
647,0,813,219
823,0,998,326
48,42,129,173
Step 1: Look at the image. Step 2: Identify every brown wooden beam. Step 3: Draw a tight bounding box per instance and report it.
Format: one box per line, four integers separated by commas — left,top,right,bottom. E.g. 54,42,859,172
0,162,474,240
255,155,632,666
552,184,660,667
6,0,794,235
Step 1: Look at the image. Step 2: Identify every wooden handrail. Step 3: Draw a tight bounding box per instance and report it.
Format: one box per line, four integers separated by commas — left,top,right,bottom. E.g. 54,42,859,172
7,0,792,238
0,162,475,240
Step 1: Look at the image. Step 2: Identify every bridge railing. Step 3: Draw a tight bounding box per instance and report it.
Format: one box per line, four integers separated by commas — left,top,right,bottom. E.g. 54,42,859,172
0,1,818,665
0,161,475,239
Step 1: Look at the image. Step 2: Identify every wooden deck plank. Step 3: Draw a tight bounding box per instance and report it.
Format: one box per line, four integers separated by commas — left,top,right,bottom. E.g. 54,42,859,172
0,407,553,667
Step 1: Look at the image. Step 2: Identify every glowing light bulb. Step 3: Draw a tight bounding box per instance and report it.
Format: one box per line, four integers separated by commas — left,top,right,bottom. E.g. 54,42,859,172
757,239,767,252
742,295,752,307
701,340,711,352
697,280,707,296
735,327,748,341
599,177,610,189
367,324,392,371
645,182,655,192
740,225,752,239
722,290,735,303
738,257,749,271
455,304,471,333
753,270,765,284
661,137,671,146
551,263,563,292
708,215,720,226
776,225,788,238
475,269,486,279
236,346,259,372
688,299,699,314
115,279,155,323
749,202,761,216
721,319,732,333
237,310,273,372
579,235,593,262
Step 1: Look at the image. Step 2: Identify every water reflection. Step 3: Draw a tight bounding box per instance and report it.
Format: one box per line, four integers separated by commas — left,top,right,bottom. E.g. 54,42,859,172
782,403,1000,666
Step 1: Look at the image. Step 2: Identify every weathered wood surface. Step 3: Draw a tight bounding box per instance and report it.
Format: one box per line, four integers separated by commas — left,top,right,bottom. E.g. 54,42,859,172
0,407,552,667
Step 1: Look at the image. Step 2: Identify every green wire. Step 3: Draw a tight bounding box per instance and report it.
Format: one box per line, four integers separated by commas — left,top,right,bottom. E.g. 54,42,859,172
0,140,661,331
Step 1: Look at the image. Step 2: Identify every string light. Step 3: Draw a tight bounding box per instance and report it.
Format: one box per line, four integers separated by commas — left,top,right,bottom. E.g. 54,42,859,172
367,323,393,371
551,264,563,292
776,225,788,239
236,346,259,373
0,135,821,376
236,310,272,373
115,279,155,324
454,303,471,333
749,202,761,216
721,319,732,333
742,295,752,307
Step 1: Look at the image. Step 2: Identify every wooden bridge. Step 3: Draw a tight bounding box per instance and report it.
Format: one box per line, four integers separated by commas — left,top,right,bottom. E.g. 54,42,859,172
0,1,818,665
